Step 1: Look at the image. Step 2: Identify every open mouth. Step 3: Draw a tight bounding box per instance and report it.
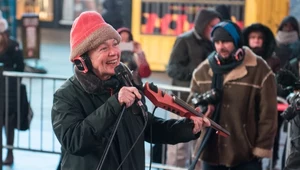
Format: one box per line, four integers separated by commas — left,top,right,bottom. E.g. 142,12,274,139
107,59,118,65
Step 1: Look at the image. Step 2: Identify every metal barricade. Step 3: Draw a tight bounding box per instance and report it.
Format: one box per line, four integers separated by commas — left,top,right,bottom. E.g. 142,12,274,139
1,71,67,167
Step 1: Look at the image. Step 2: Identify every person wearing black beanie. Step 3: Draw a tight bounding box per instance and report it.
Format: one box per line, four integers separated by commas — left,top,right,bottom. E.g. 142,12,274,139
188,21,277,170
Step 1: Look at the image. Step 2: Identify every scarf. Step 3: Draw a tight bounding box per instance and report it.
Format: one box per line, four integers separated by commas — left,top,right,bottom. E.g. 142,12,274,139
276,31,299,45
74,67,120,94
209,52,244,89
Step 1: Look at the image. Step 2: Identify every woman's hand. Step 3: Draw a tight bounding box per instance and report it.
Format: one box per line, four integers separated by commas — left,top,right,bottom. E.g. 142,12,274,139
118,87,141,108
190,105,215,134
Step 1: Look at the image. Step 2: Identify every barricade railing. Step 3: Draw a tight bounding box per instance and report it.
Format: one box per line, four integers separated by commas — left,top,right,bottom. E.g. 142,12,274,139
0,69,289,170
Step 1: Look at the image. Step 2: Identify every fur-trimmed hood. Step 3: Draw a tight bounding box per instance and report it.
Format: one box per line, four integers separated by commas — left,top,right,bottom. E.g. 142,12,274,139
242,23,276,59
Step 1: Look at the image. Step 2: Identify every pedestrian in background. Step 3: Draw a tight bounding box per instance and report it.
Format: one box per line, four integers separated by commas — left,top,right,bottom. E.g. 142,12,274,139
166,8,221,168
276,16,300,67
117,27,151,83
0,12,25,165
190,21,277,170
243,23,282,169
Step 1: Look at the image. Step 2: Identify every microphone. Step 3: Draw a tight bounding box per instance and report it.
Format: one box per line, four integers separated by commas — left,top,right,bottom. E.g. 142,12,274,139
115,62,135,86
114,63,147,114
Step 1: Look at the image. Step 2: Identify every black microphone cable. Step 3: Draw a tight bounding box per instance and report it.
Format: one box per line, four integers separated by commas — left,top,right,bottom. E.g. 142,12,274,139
116,105,160,170
148,106,158,170
96,100,149,170
116,108,149,170
96,63,149,170
113,63,150,170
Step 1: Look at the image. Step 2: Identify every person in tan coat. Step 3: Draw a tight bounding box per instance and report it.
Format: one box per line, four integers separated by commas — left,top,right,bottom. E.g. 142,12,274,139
189,21,278,170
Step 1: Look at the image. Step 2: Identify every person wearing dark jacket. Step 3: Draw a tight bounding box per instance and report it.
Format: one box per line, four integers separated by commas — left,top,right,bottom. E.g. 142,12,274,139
279,16,300,78
243,23,282,169
276,16,300,67
215,5,231,21
102,0,123,29
281,91,300,170
51,11,211,170
274,16,300,169
0,16,25,165
167,9,221,96
166,9,221,168
243,23,281,73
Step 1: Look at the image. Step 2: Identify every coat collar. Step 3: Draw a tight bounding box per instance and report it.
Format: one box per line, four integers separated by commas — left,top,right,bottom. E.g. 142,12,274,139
208,46,257,84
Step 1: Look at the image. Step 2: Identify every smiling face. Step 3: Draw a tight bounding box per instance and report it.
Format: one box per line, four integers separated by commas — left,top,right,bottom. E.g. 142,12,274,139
87,39,121,80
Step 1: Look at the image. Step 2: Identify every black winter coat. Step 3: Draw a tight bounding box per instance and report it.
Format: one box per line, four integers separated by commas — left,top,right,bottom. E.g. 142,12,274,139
284,108,300,170
0,38,24,114
242,23,281,73
52,69,199,170
167,9,220,101
276,16,300,67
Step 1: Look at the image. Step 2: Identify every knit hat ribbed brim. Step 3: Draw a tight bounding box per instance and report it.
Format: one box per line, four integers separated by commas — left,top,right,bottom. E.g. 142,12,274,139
212,27,234,43
70,11,121,61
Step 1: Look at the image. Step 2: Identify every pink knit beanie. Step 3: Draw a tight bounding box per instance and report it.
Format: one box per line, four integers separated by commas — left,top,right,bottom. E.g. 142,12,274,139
70,11,121,61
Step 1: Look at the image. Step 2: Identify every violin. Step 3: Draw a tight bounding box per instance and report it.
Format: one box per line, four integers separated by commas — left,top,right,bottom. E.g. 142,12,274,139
143,82,230,138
